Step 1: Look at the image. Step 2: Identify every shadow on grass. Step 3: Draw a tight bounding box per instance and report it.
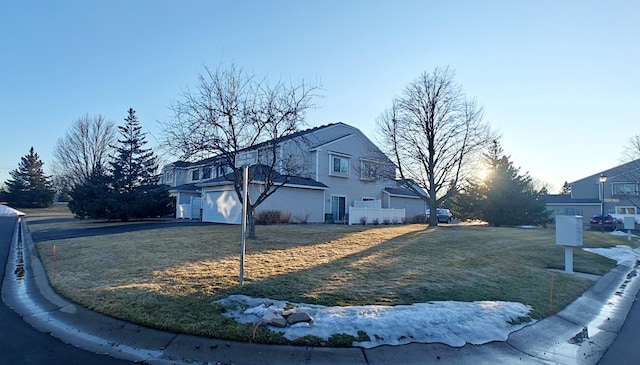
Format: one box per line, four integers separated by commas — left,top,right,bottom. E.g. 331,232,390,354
30,220,215,242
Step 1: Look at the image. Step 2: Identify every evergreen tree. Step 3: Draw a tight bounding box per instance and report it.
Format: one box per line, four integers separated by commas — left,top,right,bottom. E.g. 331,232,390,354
452,140,550,226
109,108,171,221
5,147,54,208
68,164,114,219
560,181,571,195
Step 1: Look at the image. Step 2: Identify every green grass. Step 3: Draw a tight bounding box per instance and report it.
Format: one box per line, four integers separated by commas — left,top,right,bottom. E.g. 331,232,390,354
26,204,634,345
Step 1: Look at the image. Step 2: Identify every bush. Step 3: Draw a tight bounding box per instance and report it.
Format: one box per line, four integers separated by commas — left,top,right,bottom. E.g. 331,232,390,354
294,210,311,224
413,214,427,224
255,210,291,224
359,216,368,225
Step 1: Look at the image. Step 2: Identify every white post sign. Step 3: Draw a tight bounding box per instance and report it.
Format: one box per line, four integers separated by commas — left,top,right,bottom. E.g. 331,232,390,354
235,151,258,287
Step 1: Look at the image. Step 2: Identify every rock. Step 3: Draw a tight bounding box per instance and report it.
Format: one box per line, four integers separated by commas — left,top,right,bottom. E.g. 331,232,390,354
287,312,313,325
262,309,287,327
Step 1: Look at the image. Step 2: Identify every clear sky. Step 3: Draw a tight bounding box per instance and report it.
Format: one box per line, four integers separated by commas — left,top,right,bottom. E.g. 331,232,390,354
1,0,638,193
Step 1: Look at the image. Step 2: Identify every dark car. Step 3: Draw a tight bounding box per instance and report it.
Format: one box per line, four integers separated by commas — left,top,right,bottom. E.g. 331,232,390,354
590,214,617,231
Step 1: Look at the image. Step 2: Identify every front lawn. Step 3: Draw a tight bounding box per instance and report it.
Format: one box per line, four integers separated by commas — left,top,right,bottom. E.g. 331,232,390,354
27,205,632,345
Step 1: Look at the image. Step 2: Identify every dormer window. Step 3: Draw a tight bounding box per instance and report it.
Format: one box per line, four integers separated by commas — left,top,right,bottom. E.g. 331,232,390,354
192,169,200,181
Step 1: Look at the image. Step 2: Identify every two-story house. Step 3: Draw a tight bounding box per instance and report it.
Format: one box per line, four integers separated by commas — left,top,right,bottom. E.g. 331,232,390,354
544,158,640,225
160,123,426,224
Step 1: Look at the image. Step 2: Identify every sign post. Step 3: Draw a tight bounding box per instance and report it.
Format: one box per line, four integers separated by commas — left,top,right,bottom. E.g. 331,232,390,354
235,151,258,287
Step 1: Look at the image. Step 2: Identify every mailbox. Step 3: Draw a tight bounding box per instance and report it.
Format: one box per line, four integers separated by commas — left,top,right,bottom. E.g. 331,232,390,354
624,217,636,230
555,215,583,247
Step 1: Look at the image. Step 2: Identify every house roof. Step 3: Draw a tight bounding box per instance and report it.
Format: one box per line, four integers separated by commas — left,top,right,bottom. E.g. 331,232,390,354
540,194,599,205
383,187,425,199
168,183,201,193
197,165,328,189
167,123,347,168
570,158,640,185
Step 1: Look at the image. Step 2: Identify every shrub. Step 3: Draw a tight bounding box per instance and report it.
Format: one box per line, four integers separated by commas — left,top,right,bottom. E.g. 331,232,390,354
372,218,380,225
359,216,368,225
255,210,292,224
294,210,311,224
413,214,427,224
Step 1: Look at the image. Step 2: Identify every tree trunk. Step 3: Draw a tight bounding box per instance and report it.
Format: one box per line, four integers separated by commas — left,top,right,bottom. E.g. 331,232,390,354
247,208,256,239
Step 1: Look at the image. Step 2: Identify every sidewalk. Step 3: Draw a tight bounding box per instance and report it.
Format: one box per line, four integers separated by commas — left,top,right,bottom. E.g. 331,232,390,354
3,216,640,364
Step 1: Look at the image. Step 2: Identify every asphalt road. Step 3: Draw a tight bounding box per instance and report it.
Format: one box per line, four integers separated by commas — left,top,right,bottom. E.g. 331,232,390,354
598,285,640,365
0,217,133,365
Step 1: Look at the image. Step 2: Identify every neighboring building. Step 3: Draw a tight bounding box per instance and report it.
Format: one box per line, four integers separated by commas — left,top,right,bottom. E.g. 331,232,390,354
544,159,640,225
160,123,426,224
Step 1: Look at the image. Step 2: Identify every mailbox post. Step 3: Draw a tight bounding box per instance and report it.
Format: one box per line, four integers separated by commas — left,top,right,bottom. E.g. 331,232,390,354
555,215,583,274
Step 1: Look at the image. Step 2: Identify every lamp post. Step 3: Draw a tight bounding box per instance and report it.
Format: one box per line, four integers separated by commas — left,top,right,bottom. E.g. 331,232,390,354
599,174,607,221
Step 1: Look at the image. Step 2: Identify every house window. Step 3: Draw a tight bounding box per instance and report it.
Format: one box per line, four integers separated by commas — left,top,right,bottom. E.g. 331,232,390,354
202,167,212,179
360,160,377,181
565,208,583,216
612,183,639,196
330,154,350,177
192,169,200,181
616,206,637,215
164,171,174,185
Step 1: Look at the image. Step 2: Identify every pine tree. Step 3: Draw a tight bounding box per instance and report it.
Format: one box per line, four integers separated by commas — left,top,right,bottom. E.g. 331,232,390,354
68,164,114,219
5,147,54,208
452,140,550,226
109,108,171,221
560,181,571,195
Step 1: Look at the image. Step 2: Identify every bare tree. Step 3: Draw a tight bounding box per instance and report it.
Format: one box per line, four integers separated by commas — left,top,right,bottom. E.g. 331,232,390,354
621,134,640,163
52,114,117,189
161,63,318,238
377,67,493,226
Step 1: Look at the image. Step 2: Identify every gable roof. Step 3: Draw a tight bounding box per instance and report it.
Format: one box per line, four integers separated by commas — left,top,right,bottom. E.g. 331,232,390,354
571,158,640,185
167,123,348,169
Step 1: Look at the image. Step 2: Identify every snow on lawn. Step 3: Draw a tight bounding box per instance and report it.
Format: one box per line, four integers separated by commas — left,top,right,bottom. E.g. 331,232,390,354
0,205,25,216
214,295,534,348
583,245,640,265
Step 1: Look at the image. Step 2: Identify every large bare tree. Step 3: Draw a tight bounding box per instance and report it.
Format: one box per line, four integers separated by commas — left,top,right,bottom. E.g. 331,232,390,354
161,63,318,238
377,67,493,226
52,114,117,189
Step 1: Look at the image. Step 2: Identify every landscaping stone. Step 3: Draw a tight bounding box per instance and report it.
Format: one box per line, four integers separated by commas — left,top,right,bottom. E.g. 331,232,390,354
287,311,314,325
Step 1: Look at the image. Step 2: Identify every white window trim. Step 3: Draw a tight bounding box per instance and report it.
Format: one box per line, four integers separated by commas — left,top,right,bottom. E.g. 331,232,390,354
612,182,639,196
615,206,638,215
329,153,351,178
360,159,377,181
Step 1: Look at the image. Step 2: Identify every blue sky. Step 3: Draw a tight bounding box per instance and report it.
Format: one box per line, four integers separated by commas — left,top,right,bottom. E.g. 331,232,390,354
1,0,638,193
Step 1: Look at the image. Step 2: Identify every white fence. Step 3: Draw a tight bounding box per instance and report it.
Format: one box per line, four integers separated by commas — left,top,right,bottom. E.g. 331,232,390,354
177,197,202,219
348,207,405,225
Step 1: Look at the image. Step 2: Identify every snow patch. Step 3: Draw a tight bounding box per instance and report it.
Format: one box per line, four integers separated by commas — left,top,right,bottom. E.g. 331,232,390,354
583,245,640,265
0,205,25,217
214,295,534,348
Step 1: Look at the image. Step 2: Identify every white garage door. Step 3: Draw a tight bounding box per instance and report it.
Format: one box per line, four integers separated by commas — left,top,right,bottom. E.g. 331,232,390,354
203,190,242,224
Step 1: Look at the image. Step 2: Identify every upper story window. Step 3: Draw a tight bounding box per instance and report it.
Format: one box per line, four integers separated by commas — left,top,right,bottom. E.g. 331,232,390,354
612,182,639,196
202,167,212,179
330,153,350,177
360,160,377,181
192,169,200,181
164,170,174,185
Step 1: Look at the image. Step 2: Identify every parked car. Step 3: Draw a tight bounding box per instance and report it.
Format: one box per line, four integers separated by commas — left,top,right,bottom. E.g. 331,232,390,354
427,208,454,223
589,214,617,231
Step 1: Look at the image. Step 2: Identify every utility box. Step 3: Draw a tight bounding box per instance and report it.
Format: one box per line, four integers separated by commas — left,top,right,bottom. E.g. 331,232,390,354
624,217,635,230
555,215,583,247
